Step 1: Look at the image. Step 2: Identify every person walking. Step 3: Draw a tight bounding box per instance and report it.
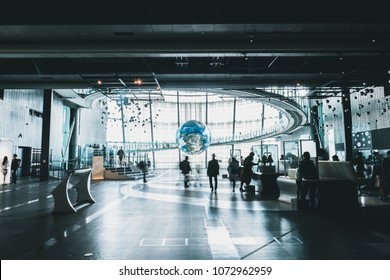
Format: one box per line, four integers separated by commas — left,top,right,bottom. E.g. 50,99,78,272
137,160,148,183
297,151,318,209
11,154,20,184
227,157,240,192
2,156,9,186
179,156,192,188
380,151,390,201
117,147,125,167
207,153,220,193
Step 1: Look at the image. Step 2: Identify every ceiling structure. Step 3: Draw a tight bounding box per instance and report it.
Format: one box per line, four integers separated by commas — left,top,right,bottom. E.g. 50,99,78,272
1,1,390,100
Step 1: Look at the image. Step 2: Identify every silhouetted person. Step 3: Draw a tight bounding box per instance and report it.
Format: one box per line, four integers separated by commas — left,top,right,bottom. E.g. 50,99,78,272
228,157,240,192
381,151,390,201
297,151,318,209
117,147,125,167
11,154,20,184
207,153,220,192
179,156,192,188
240,152,258,192
102,145,107,165
267,155,274,165
109,148,114,167
354,152,365,178
2,156,9,186
138,160,148,183
332,155,340,161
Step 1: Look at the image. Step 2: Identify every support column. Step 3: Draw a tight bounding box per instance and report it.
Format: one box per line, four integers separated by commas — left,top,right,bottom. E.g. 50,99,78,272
40,89,53,181
231,97,237,157
310,105,321,153
69,108,80,171
205,92,209,168
177,91,181,163
148,93,156,169
120,94,126,146
341,89,353,162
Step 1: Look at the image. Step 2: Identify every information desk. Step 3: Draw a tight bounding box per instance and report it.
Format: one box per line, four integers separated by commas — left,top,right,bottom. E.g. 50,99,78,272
316,178,359,209
252,172,281,199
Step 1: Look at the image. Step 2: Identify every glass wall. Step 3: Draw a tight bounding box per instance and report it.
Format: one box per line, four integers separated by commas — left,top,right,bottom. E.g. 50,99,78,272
105,90,289,169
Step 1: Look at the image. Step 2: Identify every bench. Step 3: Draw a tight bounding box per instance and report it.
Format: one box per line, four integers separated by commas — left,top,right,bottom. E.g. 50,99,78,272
276,168,298,203
51,169,95,213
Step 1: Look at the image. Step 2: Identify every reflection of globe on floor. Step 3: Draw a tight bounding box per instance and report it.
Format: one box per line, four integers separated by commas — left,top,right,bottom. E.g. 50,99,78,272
176,120,211,155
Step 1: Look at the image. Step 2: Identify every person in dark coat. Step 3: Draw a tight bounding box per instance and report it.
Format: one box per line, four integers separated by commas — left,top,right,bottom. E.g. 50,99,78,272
227,157,240,192
207,153,220,192
11,154,20,184
137,160,148,183
179,156,192,188
297,151,318,209
239,152,258,192
354,152,365,178
117,147,125,167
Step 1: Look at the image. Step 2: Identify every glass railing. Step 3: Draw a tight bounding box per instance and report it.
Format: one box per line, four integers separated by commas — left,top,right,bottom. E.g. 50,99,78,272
107,118,289,153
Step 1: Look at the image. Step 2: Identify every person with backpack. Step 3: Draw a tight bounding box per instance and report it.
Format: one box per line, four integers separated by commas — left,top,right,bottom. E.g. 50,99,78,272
11,154,20,184
227,157,240,192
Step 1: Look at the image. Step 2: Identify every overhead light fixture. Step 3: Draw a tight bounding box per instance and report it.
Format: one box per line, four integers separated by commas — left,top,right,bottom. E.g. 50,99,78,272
134,79,142,86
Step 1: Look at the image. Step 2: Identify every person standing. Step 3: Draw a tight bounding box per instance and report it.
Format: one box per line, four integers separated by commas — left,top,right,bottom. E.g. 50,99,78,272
109,148,114,167
179,156,192,188
207,153,220,193
354,152,365,178
102,145,107,165
380,151,390,201
2,156,9,186
227,157,240,192
297,151,318,209
11,154,20,184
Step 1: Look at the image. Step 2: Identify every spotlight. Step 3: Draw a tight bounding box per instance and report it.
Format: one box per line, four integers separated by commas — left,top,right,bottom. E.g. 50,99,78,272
134,78,142,86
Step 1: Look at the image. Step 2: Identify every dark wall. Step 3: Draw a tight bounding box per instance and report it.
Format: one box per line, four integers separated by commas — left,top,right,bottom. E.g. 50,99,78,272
371,127,390,150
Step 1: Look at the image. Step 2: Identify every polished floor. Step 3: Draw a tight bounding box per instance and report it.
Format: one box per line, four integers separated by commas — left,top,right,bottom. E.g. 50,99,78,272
1,169,390,260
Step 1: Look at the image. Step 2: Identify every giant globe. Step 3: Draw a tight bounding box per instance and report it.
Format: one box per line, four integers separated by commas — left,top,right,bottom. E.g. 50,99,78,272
176,120,211,155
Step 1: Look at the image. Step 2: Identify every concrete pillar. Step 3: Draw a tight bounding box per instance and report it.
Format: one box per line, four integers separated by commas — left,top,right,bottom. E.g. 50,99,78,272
341,89,353,162
40,89,53,181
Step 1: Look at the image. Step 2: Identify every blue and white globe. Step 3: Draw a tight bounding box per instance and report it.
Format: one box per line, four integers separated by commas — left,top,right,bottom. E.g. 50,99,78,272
176,120,211,155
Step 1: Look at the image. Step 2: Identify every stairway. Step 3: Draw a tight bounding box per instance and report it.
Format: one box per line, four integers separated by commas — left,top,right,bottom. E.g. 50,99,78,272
103,166,154,180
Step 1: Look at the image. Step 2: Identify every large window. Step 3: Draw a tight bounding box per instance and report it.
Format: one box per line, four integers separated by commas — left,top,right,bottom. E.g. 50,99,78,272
105,90,287,169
